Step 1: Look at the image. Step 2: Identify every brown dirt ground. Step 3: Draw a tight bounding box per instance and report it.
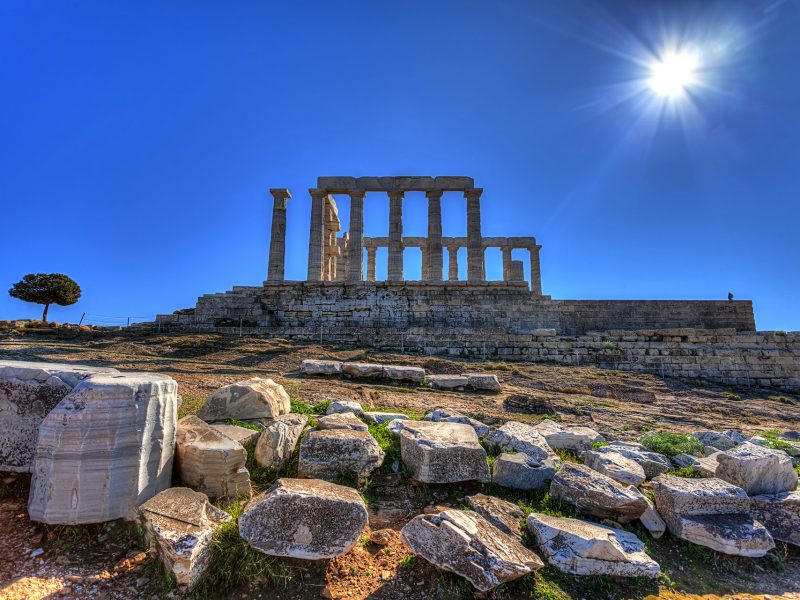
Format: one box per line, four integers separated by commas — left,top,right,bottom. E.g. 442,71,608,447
1,329,799,600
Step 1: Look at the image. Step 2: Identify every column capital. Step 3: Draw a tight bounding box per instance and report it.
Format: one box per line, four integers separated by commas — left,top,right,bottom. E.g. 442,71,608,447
425,189,444,200
348,190,367,200
269,188,292,200
309,188,328,198
387,189,405,201
464,188,483,200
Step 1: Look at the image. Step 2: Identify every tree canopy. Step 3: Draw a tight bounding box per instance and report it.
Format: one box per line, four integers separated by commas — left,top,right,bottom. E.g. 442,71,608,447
8,273,82,322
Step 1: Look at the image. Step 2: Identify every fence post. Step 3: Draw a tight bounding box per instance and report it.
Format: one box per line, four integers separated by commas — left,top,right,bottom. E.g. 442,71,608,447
239,317,243,337
127,317,130,327
78,313,85,325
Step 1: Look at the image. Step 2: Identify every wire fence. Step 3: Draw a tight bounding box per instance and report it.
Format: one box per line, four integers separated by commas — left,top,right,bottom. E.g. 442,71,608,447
78,313,156,328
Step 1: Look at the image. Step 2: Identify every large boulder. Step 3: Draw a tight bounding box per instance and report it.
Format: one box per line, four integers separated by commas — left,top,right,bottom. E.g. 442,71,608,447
382,365,425,383
238,478,368,559
463,373,502,392
139,487,231,589
692,431,736,451
317,412,368,431
549,463,647,523
254,413,307,471
532,419,604,453
583,447,646,487
197,378,290,421
527,513,660,578
298,429,384,482
326,400,364,416
715,443,798,496
607,441,670,479
301,359,342,375
424,408,489,438
465,494,525,541
749,491,800,546
28,371,178,524
485,421,553,464
174,416,250,500
399,421,489,484
651,475,774,557
0,360,119,473
492,452,557,490
341,362,383,379
401,509,543,592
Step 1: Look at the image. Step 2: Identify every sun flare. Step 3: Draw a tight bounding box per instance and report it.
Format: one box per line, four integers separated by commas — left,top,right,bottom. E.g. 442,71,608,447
648,51,700,98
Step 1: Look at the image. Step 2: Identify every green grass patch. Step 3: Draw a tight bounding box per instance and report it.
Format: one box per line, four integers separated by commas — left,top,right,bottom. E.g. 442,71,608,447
223,418,262,431
243,441,278,486
365,421,403,474
554,448,581,464
591,440,608,449
760,429,797,453
667,466,702,478
290,398,329,416
177,393,205,419
640,432,703,458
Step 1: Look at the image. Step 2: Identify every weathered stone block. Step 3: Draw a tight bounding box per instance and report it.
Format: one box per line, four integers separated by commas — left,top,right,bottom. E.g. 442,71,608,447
400,421,489,483
298,429,383,482
197,378,290,421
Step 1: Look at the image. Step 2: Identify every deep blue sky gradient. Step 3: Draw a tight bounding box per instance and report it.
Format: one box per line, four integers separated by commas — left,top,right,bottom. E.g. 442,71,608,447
2,1,798,329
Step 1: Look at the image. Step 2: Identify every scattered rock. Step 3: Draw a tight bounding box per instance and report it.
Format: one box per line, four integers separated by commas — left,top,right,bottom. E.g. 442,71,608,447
527,513,660,578
607,441,670,479
382,365,426,383
583,447,646,487
780,431,800,441
174,416,250,500
466,493,525,541
749,490,800,546
423,408,489,437
651,475,774,557
0,360,119,473
197,378,290,421
298,429,384,482
463,373,502,392
426,374,469,390
341,362,383,379
363,412,410,425
254,413,308,471
549,463,648,523
28,371,178,524
139,487,231,589
317,412,369,431
401,509,543,592
696,452,723,478
386,418,407,435
369,529,393,546
692,431,736,451
399,421,489,484
502,394,555,415
715,442,798,496
326,400,364,416
637,493,666,539
533,419,604,453
210,423,260,447
238,478,368,559
301,359,342,375
485,421,553,464
723,430,749,445
492,452,557,490
671,454,701,469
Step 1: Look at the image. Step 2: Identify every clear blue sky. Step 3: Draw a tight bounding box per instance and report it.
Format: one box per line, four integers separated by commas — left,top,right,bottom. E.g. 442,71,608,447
2,1,798,330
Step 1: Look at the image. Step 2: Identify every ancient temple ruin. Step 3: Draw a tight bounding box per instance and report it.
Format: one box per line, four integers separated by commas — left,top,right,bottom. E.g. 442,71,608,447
266,176,542,293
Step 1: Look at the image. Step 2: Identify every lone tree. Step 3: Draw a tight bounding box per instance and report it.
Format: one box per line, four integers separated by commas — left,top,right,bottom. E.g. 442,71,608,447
8,273,82,323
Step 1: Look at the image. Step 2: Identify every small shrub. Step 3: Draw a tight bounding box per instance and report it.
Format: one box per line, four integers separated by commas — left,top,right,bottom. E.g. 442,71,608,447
243,441,278,486
223,418,261,431
366,421,402,474
601,341,618,351
667,466,702,478
724,392,742,402
760,429,796,453
591,441,608,449
290,398,329,416
554,448,581,464
640,432,703,458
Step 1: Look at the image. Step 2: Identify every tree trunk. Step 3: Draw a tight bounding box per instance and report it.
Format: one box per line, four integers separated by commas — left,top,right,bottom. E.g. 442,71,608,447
42,303,49,323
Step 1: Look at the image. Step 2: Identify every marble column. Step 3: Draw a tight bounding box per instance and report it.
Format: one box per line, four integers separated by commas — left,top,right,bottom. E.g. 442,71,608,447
335,234,348,281
307,189,326,281
529,245,543,295
387,190,404,281
465,188,484,282
426,190,443,281
267,188,291,281
501,245,513,282
347,191,365,282
421,246,429,281
447,246,459,281
366,245,377,281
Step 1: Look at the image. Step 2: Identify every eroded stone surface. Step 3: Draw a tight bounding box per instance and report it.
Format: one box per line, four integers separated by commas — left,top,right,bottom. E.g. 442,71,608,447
301,359,342,375
399,421,489,484
466,494,525,541
464,373,502,392
341,362,383,379
583,447,646,487
607,442,670,479
692,431,736,451
0,360,119,473
28,371,178,524
298,429,384,482
197,378,290,421
426,374,469,390
175,416,250,500
363,412,409,424
254,413,308,471
533,419,604,453
485,421,553,464
492,452,557,490
715,443,798,496
424,408,489,437
750,491,800,546
527,513,660,578
211,423,260,447
139,487,231,589
317,412,368,431
549,463,647,523
401,509,543,592
382,365,425,383
672,513,774,557
239,478,368,559
326,400,364,416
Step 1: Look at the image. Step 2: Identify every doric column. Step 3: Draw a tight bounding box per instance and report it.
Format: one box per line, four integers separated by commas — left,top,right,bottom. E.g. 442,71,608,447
347,191,365,282
465,188,484,282
387,190,404,281
421,246,429,281
501,245,513,282
529,245,543,295
335,234,348,281
447,246,459,281
366,245,377,281
307,189,326,281
426,190,443,281
267,188,291,281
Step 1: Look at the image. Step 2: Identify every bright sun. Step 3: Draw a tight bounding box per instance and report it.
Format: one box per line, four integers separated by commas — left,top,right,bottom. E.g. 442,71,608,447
648,51,700,98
